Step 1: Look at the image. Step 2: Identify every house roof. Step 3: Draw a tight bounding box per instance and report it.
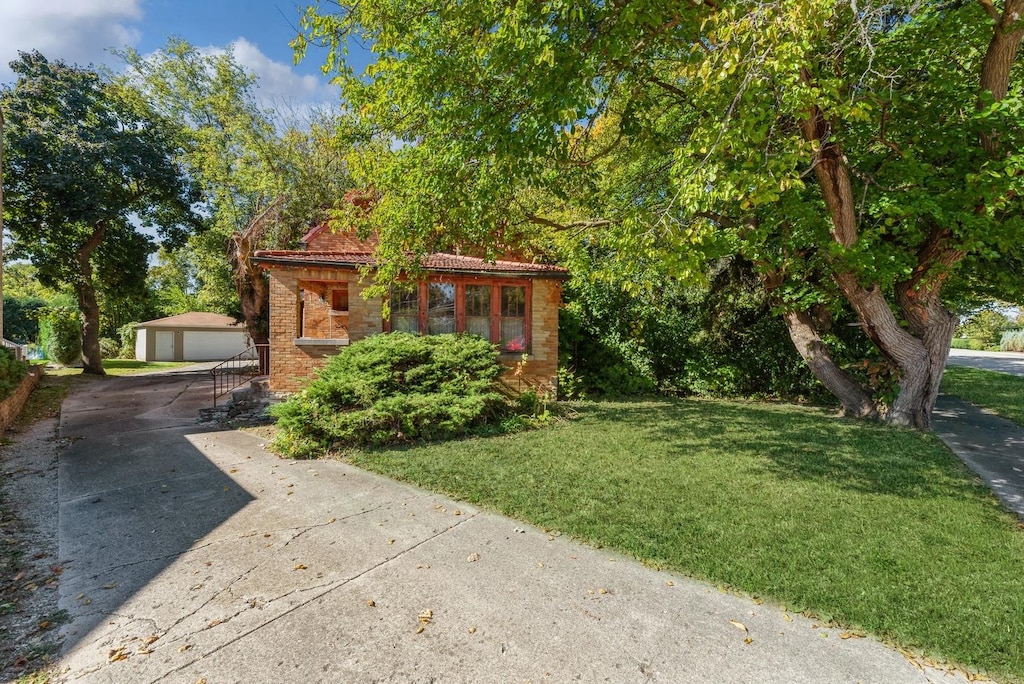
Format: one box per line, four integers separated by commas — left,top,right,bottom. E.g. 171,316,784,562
252,250,570,279
135,312,245,329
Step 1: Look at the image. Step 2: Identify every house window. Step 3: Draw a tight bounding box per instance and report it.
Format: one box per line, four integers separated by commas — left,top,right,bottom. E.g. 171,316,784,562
499,285,527,352
464,285,491,339
386,278,530,353
391,288,420,333
331,286,349,312
427,283,456,334
298,280,350,340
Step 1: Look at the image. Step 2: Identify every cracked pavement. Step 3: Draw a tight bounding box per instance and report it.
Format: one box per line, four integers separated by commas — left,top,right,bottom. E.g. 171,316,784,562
54,368,971,683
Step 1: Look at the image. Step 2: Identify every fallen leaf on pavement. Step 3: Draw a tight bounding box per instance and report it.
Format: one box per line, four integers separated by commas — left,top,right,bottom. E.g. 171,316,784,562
294,564,307,570
730,620,748,633
108,647,128,662
467,553,480,562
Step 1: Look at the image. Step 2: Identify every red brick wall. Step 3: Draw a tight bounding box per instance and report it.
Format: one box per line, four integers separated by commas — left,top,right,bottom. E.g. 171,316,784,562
500,279,561,394
267,266,383,392
0,366,43,435
305,227,378,252
267,265,562,394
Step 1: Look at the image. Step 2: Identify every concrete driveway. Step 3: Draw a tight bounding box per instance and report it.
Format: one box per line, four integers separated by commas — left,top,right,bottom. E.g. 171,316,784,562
55,369,967,683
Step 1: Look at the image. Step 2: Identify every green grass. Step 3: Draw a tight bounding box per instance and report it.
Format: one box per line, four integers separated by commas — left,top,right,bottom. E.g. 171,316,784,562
42,360,192,377
942,366,1024,427
341,398,1024,681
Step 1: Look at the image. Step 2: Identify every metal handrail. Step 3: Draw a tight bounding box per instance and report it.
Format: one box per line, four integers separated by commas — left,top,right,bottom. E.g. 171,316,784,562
211,344,269,405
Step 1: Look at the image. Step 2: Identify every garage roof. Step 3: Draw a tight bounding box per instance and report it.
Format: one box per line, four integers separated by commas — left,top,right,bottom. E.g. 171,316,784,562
135,313,245,329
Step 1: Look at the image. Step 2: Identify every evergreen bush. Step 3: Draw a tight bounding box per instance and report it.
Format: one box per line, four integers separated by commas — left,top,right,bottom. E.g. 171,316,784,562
1001,330,1024,352
271,332,507,456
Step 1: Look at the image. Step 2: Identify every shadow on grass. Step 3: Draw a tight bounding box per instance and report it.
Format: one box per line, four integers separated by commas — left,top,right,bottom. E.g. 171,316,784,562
569,397,984,500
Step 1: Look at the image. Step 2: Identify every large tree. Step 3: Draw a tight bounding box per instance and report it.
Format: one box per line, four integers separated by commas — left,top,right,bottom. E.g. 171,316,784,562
296,0,1024,427
1,52,199,373
121,39,354,344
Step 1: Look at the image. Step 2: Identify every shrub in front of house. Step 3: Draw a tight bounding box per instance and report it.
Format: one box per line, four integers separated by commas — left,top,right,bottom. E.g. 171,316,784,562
271,332,508,457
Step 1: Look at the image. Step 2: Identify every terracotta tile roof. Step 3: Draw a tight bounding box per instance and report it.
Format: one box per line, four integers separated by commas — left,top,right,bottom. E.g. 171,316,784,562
252,250,569,278
135,312,245,329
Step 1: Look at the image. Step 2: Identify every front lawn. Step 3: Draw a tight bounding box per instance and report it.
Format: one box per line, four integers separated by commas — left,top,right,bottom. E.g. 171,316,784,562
41,360,193,377
942,366,1024,427
343,398,1024,681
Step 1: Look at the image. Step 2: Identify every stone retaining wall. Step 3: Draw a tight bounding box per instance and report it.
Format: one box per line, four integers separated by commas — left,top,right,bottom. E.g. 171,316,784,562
0,366,43,435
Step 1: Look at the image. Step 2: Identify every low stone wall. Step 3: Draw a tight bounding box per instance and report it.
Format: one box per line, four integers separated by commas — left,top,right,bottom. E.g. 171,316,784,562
0,366,43,435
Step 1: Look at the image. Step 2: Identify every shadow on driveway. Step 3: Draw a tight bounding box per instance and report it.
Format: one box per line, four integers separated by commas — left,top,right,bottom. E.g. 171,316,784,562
57,371,254,656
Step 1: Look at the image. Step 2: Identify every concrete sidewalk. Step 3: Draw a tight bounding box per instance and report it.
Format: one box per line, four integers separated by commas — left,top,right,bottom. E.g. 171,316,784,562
54,370,967,683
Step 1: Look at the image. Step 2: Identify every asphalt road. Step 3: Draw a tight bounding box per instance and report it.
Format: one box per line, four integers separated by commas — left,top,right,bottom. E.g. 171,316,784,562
946,348,1024,377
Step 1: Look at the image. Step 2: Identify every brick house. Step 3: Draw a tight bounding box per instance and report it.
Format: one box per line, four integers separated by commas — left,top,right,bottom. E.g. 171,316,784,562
252,225,569,393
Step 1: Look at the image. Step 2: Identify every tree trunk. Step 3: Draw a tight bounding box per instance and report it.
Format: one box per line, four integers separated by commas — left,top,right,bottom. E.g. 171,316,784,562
782,310,877,418
76,224,106,375
978,0,1024,155
230,229,270,346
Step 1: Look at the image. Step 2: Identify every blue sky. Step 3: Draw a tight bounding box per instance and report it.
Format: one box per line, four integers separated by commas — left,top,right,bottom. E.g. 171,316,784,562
0,1,363,109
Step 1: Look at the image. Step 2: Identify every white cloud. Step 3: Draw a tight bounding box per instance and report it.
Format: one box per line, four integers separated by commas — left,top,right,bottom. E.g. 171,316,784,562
0,0,143,81
197,38,339,119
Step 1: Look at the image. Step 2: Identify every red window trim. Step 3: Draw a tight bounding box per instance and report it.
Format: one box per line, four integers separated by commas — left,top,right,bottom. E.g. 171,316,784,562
383,275,532,353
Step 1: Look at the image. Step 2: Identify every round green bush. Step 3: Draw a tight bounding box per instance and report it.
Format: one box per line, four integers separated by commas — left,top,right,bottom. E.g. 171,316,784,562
271,332,508,456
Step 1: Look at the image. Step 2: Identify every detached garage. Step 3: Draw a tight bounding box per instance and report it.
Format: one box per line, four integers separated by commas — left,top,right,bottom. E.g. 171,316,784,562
135,313,250,362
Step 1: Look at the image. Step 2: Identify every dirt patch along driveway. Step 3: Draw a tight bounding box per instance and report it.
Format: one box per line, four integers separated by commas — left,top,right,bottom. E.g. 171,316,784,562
0,382,65,680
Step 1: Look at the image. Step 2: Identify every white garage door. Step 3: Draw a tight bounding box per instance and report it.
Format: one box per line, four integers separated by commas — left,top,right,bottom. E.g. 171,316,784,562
182,331,249,361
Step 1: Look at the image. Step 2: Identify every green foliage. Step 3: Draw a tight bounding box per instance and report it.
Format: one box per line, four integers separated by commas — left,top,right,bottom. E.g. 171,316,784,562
39,307,82,366
98,338,120,359
2,295,46,344
117,323,140,359
296,0,1024,423
951,338,989,351
1001,330,1024,352
559,257,871,400
1,263,60,301
1,51,201,373
0,348,29,400
271,333,507,456
957,309,1015,347
120,39,356,335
